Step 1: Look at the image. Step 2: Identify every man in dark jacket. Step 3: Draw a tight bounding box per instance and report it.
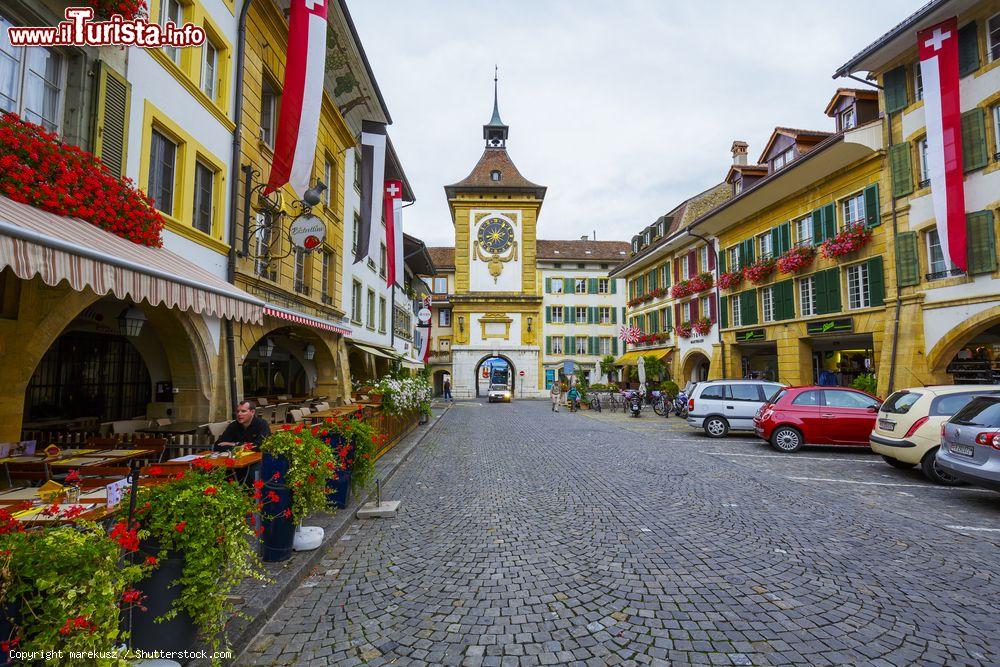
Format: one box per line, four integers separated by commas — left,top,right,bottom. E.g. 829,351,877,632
215,400,271,451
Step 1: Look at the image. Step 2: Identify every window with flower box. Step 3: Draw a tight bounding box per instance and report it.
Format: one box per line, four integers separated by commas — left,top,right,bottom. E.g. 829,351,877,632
699,246,709,272
0,15,66,133
841,191,865,228
727,247,740,271
699,296,710,318
795,215,813,247
758,232,773,259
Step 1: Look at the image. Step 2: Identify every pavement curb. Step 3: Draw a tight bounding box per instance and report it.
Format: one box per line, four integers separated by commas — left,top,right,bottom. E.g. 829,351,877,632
195,404,450,665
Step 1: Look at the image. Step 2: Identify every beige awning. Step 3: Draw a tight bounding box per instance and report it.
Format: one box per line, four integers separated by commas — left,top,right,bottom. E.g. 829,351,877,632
349,342,397,360
399,358,424,369
0,196,263,323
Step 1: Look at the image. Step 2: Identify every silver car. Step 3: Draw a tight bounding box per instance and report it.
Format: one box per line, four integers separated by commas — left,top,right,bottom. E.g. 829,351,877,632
686,379,785,437
936,395,1000,491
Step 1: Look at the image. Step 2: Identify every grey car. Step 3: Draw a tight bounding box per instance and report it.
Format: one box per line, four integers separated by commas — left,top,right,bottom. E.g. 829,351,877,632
936,395,1000,491
686,379,784,437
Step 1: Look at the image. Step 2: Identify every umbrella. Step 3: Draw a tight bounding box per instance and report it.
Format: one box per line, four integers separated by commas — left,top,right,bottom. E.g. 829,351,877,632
637,355,646,393
591,359,601,385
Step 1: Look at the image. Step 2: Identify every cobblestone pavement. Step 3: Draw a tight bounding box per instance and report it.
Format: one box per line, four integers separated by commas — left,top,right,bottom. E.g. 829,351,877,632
239,399,1000,666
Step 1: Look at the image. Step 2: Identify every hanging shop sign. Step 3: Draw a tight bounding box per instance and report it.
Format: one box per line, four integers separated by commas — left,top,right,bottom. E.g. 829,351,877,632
807,318,854,336
289,214,326,250
734,328,766,342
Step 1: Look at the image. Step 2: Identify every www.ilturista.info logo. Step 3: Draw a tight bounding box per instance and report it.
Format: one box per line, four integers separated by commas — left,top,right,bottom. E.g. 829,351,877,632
6,7,206,48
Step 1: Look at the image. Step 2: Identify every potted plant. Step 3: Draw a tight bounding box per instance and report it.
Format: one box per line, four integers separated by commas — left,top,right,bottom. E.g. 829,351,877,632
692,317,713,336
670,280,692,299
0,513,150,664
322,413,376,508
130,466,262,654
599,354,618,384
689,272,714,293
259,426,337,561
676,321,693,338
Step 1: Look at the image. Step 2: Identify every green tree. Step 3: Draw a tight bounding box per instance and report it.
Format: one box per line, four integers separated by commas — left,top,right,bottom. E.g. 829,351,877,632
640,355,665,382
599,354,617,383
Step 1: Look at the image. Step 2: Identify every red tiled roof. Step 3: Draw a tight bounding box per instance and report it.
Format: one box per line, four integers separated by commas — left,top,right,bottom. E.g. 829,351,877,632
536,240,630,261
444,148,546,198
426,246,454,269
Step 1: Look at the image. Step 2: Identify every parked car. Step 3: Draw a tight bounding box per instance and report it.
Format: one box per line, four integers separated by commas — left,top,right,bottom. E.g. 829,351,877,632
487,383,511,403
753,386,880,452
686,379,784,437
936,394,1000,491
871,385,1000,484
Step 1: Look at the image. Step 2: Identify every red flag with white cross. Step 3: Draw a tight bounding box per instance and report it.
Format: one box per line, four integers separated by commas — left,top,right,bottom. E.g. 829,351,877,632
384,180,404,288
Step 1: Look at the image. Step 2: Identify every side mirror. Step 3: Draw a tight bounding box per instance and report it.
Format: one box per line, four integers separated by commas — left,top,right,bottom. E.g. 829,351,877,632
867,405,880,413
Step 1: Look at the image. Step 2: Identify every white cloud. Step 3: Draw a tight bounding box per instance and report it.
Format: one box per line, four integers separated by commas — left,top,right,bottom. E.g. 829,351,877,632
347,0,918,247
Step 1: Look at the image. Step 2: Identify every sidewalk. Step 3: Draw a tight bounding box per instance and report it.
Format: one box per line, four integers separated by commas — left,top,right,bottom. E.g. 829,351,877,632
193,404,450,665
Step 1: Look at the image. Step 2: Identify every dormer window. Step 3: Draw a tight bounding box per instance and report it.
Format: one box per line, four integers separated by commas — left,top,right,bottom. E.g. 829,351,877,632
490,170,501,181
733,177,743,195
632,239,639,253
643,231,651,245
658,220,665,236
772,147,794,172
840,106,856,130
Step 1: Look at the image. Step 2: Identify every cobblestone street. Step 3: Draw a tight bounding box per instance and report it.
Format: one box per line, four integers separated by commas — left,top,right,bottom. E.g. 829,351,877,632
240,399,1000,666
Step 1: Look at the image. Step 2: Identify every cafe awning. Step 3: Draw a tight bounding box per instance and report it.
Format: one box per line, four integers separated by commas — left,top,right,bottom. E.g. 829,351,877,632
0,196,264,323
349,341,398,360
264,305,351,336
615,349,674,366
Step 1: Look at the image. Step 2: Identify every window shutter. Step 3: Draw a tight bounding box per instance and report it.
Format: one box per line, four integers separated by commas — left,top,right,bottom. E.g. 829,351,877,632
883,66,908,113
889,143,914,197
545,306,551,323
610,279,617,294
708,247,716,272
770,227,780,258
894,232,920,287
663,264,671,287
546,336,552,354
967,211,997,275
688,251,697,276
867,256,885,307
720,295,729,329
93,61,131,178
718,250,727,273
957,21,980,77
611,307,617,324
674,259,680,283
742,290,758,325
665,307,672,329
863,184,881,227
709,296,717,323
564,336,572,353
545,277,551,293
588,277,598,294
649,311,658,332
674,303,681,326
824,268,842,313
745,238,756,264
961,107,988,172
814,270,828,314
612,338,618,355
822,204,836,240
649,270,657,290
775,279,794,320
778,223,791,254
564,278,573,293
812,209,825,244
567,307,576,324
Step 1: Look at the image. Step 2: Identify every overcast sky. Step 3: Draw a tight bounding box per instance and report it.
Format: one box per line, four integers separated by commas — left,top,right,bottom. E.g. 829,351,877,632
348,1,919,249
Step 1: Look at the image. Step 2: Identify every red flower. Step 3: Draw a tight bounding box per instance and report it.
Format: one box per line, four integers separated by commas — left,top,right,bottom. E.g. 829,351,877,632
144,556,158,566
266,490,280,503
282,508,292,518
147,465,163,476
110,521,139,552
64,469,81,483
253,480,264,490
204,486,217,496
174,521,186,533
121,588,144,604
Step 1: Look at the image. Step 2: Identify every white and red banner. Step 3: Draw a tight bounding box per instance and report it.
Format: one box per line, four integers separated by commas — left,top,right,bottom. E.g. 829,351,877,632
384,179,404,288
918,17,967,271
264,0,327,198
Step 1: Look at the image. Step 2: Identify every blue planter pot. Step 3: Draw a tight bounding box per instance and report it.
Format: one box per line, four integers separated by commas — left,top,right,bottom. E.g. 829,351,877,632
1,599,20,667
260,453,294,563
130,541,197,653
327,469,351,508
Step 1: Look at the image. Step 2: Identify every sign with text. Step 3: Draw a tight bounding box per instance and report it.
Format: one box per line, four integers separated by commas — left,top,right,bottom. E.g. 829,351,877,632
289,214,326,250
734,328,766,343
105,477,130,508
806,318,853,336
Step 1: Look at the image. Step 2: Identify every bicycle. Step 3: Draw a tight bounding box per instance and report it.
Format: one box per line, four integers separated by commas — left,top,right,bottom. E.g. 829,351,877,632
589,394,602,412
607,392,623,412
652,394,668,416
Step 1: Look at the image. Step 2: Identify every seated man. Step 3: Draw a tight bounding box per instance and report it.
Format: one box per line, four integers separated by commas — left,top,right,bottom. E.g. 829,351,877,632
214,400,271,451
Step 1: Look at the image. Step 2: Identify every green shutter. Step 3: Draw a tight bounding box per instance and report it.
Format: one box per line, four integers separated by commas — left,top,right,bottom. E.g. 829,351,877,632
612,338,618,355
741,290,758,325
663,264,671,287
814,270,828,314
967,211,997,275
774,279,794,320
867,256,885,307
564,336,572,353
746,238,756,264
823,204,836,240
666,307,673,329
864,183,881,227
883,66,908,113
778,222,791,254
610,279,617,294
545,277,551,293
637,276,645,295
718,250,727,273
588,277,597,293
895,232,920,287
611,307,617,324
546,336,552,354
824,268,842,313
961,107,988,172
889,143,914,198
648,270,657,290
720,295,729,328
958,21,980,77
567,307,575,324
564,278,573,294
545,306,551,323
770,227,780,258
812,208,825,244
650,311,659,332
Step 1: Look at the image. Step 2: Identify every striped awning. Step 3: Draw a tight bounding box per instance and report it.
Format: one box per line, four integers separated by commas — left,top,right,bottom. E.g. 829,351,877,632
615,348,674,366
265,305,351,335
0,196,264,323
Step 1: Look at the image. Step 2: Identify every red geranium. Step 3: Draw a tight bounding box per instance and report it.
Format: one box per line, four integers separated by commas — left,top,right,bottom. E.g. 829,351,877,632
776,245,817,273
717,270,744,291
88,0,147,20
820,223,872,259
670,281,692,299
676,321,693,339
743,257,777,284
688,272,714,293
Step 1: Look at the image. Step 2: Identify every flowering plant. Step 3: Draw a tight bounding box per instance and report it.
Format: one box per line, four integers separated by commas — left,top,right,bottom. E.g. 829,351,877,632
776,245,817,273
0,514,150,663
0,112,163,246
670,281,692,299
374,376,432,416
261,426,338,525
743,256,776,284
89,0,147,20
133,467,262,651
820,223,871,259
649,287,667,299
689,272,714,293
717,270,744,291
325,413,379,493
634,331,671,346
676,321,693,338
692,317,713,335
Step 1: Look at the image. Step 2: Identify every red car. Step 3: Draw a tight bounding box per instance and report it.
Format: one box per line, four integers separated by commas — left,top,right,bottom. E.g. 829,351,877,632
753,386,881,452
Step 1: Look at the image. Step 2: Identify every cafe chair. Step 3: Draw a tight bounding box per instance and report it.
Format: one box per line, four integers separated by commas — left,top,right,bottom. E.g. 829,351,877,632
288,409,305,423
72,465,131,491
207,422,230,438
274,404,290,424
131,437,168,463
5,461,50,486
256,398,269,407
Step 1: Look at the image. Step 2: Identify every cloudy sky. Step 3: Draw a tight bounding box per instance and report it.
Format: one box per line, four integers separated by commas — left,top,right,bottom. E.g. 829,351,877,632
349,1,918,248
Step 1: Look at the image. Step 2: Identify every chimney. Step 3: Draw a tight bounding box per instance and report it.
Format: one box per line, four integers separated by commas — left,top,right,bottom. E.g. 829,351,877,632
731,140,748,166
580,235,589,241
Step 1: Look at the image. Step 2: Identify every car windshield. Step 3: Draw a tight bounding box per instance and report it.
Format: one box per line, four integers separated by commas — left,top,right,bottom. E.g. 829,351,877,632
951,398,1000,427
881,391,921,414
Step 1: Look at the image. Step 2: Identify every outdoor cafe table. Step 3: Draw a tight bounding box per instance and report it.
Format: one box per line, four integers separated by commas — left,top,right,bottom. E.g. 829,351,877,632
47,448,158,469
308,405,367,421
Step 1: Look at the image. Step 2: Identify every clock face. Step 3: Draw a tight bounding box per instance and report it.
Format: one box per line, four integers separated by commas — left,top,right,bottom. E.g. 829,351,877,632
477,217,514,254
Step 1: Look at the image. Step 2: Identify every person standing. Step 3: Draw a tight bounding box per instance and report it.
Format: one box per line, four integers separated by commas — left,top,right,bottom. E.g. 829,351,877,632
550,381,563,412
443,377,452,402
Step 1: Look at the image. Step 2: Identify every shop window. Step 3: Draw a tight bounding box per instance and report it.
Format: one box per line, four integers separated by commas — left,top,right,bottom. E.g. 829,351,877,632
846,263,870,309
0,14,66,133
799,276,816,317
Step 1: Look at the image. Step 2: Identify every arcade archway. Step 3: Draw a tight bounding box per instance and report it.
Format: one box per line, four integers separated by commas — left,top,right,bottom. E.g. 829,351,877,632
681,351,711,386
473,354,515,398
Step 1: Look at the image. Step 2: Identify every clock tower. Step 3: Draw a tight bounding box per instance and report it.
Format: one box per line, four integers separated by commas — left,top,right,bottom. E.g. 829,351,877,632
444,74,546,399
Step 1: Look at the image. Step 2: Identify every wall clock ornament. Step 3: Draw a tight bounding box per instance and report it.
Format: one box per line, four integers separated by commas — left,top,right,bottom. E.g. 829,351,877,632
473,216,518,282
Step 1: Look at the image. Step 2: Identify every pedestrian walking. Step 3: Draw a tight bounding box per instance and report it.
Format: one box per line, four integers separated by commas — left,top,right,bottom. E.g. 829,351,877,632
567,385,581,412
550,382,562,412
443,377,452,402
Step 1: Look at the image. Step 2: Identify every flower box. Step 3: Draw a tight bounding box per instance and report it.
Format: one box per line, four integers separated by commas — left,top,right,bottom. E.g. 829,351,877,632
743,257,776,284
776,245,817,273
689,272,714,293
820,223,872,259
670,281,692,299
692,317,713,336
676,322,693,339
718,270,744,291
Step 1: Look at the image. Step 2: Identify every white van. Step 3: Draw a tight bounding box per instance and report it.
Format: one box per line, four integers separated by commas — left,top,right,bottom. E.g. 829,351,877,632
687,379,785,437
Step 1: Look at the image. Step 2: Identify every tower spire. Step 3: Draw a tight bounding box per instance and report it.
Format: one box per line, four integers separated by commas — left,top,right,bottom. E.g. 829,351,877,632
483,66,509,148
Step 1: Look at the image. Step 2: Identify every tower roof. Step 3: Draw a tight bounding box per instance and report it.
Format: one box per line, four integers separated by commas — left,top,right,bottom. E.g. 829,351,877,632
444,148,546,199
483,67,509,146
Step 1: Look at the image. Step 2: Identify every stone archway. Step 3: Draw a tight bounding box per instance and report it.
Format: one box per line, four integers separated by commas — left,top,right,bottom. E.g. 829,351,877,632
926,303,1000,374
680,350,711,385
473,353,515,398
237,321,346,404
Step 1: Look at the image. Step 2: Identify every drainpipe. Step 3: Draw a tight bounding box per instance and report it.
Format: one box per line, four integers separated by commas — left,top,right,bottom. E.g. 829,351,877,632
687,230,725,380
225,0,254,416
847,74,900,393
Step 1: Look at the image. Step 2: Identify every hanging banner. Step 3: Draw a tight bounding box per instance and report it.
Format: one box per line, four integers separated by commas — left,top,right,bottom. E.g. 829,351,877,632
384,179,403,287
354,121,387,264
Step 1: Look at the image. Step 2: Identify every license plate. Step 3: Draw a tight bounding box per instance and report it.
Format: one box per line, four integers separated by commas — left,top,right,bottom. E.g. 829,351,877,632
951,442,975,457
878,419,895,432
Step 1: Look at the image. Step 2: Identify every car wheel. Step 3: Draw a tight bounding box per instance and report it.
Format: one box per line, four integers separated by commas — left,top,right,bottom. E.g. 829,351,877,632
921,448,963,486
881,455,916,469
704,417,729,438
770,426,802,453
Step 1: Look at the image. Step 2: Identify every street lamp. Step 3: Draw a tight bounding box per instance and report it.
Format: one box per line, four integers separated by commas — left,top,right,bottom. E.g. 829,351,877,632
118,305,146,337
304,343,316,360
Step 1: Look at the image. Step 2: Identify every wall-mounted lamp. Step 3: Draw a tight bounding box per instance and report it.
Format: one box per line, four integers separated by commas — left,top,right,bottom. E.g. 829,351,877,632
526,316,533,333
304,343,316,360
258,337,275,358
117,305,146,337
458,316,464,333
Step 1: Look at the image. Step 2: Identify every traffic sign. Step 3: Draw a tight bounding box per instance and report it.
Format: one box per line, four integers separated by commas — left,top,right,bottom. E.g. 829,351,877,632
518,370,525,377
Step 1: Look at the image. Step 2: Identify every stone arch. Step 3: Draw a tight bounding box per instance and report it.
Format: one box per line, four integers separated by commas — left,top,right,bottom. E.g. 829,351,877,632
237,320,344,403
679,350,711,385
473,353,515,398
926,303,1000,374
